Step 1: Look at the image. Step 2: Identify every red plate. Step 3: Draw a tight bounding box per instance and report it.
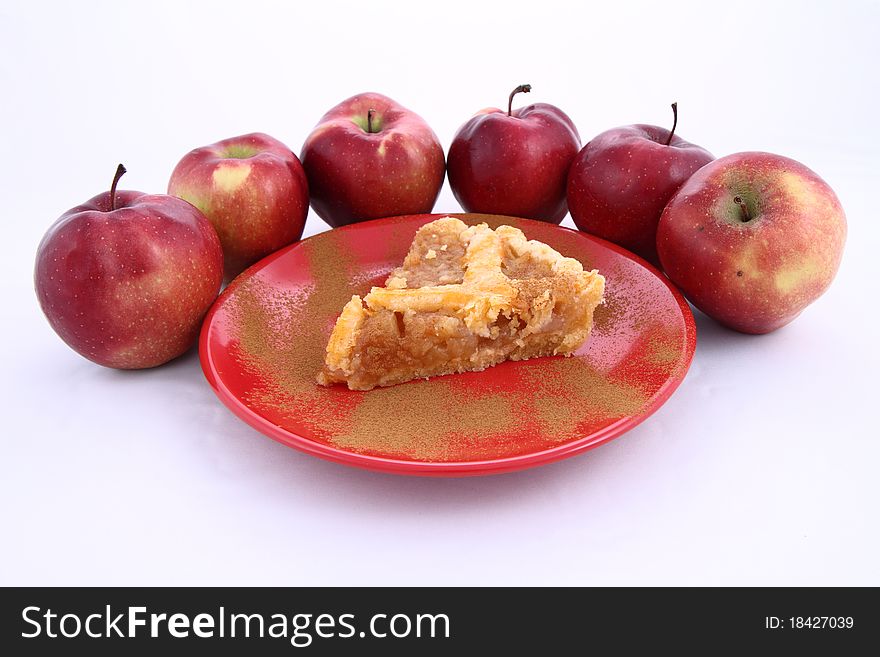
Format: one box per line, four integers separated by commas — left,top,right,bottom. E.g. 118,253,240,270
200,214,696,476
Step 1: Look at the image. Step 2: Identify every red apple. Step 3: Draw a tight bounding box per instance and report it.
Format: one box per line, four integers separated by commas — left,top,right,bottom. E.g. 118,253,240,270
300,92,445,227
168,132,308,280
447,84,581,224
657,152,847,334
567,103,714,264
35,165,223,368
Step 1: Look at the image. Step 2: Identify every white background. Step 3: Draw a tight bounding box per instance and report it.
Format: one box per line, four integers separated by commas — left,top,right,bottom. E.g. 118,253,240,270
2,0,878,585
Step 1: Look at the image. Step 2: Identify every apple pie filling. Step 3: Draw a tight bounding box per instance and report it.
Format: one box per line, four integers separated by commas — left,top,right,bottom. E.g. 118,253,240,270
318,217,605,390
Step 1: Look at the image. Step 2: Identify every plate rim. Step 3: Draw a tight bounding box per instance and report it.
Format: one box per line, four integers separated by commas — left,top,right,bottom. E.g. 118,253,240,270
199,213,697,477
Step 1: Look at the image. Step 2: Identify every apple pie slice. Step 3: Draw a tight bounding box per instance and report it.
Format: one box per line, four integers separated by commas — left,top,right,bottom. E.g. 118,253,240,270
318,217,605,390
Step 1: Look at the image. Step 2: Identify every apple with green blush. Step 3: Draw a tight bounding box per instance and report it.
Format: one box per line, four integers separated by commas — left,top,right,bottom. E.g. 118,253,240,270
657,151,847,333
168,132,309,280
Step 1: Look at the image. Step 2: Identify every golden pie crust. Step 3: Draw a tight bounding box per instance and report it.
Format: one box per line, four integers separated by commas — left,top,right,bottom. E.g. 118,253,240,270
318,217,605,390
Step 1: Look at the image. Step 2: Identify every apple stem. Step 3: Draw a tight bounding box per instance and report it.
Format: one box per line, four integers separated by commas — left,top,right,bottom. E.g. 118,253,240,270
508,84,532,116
367,108,376,134
665,102,678,146
110,164,126,211
733,196,751,222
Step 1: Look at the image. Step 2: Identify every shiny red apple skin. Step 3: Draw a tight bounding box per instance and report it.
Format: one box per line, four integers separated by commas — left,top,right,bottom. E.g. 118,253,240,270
168,132,308,280
35,190,223,369
567,124,714,264
447,103,580,224
657,152,847,334
300,92,445,227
